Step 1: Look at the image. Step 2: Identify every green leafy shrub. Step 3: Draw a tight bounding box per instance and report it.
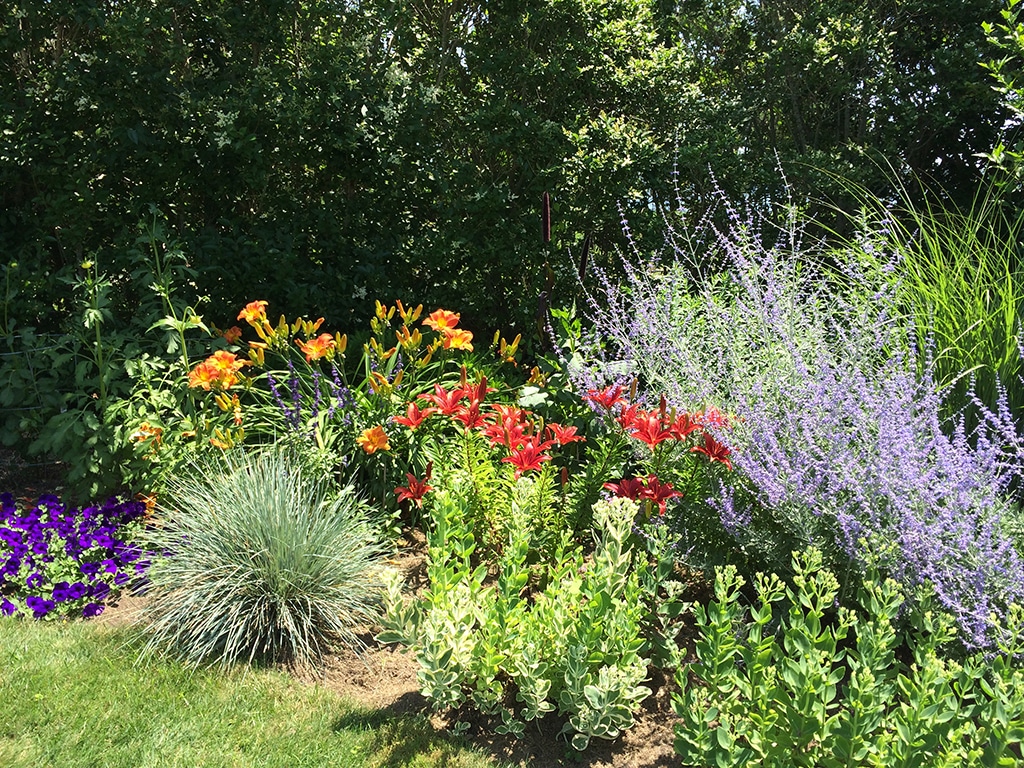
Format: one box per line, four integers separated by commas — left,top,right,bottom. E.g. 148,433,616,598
379,496,676,750
135,448,387,670
674,548,1024,767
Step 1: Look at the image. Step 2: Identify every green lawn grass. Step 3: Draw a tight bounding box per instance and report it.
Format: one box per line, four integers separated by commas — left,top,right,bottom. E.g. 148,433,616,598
0,619,500,768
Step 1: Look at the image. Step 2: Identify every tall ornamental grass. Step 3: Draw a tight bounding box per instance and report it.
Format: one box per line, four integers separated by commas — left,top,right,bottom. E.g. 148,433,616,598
840,178,1024,432
136,449,387,670
574,188,1024,649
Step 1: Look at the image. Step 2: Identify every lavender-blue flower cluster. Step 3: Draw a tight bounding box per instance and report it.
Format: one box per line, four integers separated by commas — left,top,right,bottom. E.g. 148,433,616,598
578,191,1024,649
0,493,150,619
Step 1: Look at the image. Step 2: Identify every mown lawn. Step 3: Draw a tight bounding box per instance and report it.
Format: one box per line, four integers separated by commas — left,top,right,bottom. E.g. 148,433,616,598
0,619,500,768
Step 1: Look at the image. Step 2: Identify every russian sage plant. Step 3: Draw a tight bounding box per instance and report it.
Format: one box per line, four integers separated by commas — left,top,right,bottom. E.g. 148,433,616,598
577,190,1024,648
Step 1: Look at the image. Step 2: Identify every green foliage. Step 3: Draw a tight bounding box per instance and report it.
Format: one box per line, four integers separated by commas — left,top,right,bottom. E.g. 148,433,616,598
838,176,1024,430
379,496,668,750
0,211,215,500
136,448,387,670
2,0,1006,346
673,549,1024,767
983,0,1024,181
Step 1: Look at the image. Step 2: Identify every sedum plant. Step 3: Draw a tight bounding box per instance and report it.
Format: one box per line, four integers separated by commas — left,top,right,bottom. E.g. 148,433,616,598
135,448,386,670
379,496,669,750
674,549,1024,767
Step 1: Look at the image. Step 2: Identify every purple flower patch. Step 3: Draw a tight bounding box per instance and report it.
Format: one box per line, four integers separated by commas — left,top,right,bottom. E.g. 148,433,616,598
0,495,150,620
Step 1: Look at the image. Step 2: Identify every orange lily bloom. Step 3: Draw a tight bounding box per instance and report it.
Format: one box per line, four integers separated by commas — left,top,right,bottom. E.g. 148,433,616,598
188,351,247,391
356,425,390,454
188,361,220,390
423,309,460,333
237,300,268,326
296,332,336,362
442,328,474,352
222,326,243,344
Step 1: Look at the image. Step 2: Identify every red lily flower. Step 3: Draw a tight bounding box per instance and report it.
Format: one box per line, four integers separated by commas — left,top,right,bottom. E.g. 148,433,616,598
453,402,486,430
640,474,684,515
393,402,437,430
418,384,463,416
481,404,531,449
691,432,733,470
603,477,647,500
394,464,433,508
546,422,586,446
502,434,555,478
669,412,702,440
604,474,683,516
482,420,528,450
624,409,676,449
585,384,626,411
697,406,731,429
459,374,495,406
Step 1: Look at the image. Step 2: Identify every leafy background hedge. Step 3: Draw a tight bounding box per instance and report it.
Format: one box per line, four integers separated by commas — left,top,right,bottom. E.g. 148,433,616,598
1,0,1011,336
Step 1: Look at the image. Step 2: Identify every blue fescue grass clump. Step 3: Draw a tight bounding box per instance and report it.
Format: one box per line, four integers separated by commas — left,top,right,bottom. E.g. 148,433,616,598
136,448,388,670
0,493,149,619
575,188,1024,650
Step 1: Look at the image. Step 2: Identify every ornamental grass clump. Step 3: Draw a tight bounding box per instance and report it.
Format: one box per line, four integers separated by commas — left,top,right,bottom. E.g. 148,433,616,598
136,449,387,670
576,186,1024,649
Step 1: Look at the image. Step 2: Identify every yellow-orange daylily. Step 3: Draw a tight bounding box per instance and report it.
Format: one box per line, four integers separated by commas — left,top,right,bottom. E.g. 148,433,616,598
188,361,220,390
295,332,336,362
499,333,521,363
375,300,396,321
222,326,243,344
368,337,397,360
396,325,423,351
188,350,248,391
367,371,392,396
237,300,268,326
356,425,390,454
442,328,474,352
423,309,460,333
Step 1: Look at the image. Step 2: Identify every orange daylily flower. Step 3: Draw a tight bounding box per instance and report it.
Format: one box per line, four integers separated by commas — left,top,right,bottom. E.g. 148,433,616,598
188,361,220,390
238,300,269,326
423,309,461,333
442,328,474,352
188,351,248,391
296,332,336,362
222,326,243,344
130,422,163,447
356,425,390,454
